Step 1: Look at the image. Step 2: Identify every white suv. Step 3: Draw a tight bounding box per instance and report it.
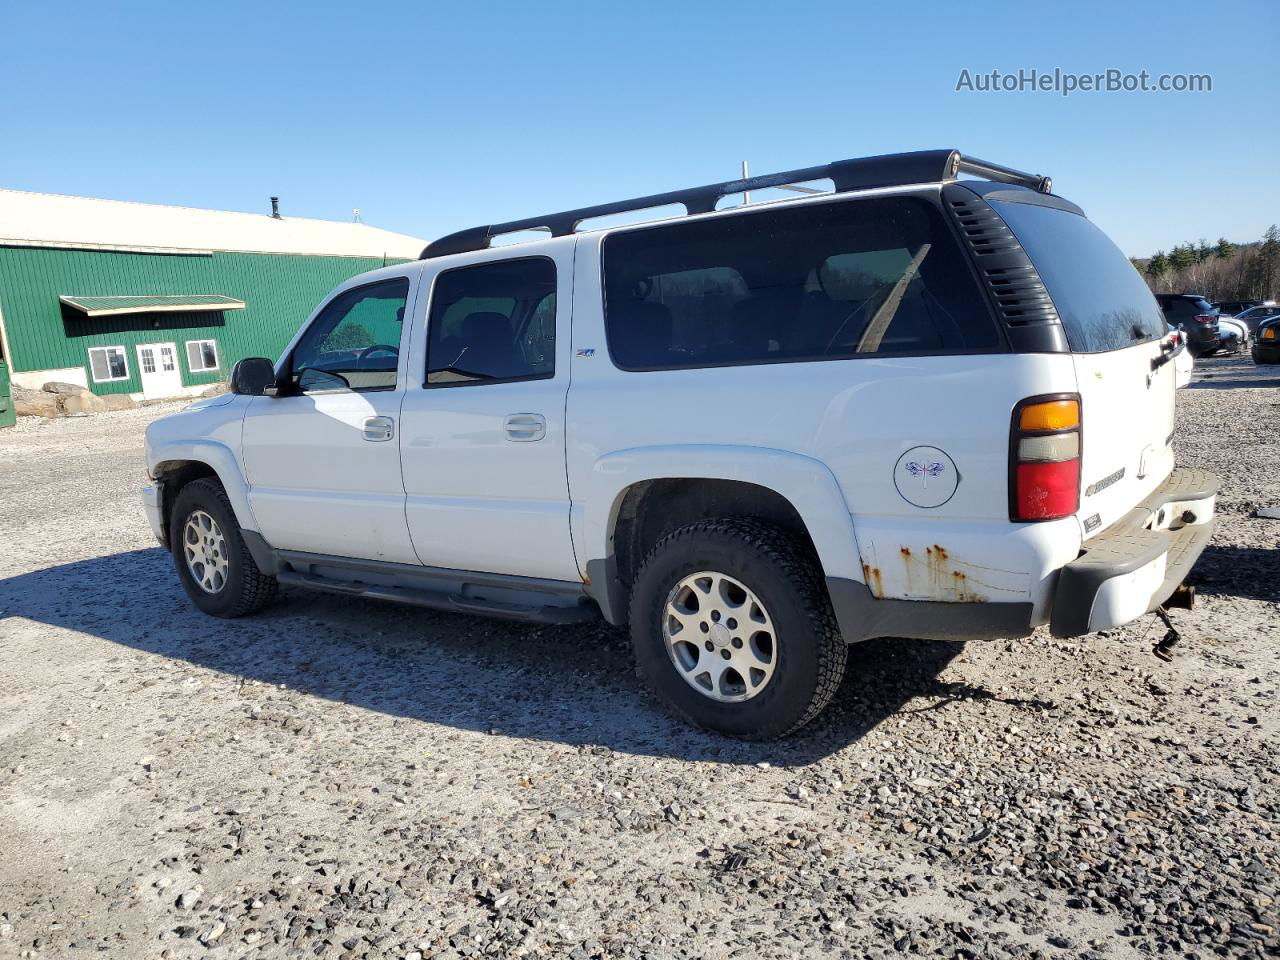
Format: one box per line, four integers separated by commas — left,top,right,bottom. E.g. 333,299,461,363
143,150,1217,739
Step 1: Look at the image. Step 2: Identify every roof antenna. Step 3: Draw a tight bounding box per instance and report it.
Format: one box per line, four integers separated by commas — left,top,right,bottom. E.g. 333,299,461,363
270,196,281,219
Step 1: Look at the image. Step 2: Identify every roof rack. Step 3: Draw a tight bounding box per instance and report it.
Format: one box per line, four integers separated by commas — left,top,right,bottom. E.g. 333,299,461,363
420,149,1052,259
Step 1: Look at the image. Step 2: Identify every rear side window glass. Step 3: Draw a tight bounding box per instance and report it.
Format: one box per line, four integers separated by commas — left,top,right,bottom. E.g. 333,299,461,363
602,196,1000,371
991,201,1165,352
426,258,556,386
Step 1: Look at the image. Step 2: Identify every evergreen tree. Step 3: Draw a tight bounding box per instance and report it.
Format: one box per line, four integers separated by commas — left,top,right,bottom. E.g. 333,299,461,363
1168,244,1193,272
1257,225,1280,299
1214,237,1234,260
1195,239,1212,263
1146,251,1169,279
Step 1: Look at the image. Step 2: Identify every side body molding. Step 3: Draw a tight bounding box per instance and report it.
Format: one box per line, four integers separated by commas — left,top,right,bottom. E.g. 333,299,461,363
574,443,865,610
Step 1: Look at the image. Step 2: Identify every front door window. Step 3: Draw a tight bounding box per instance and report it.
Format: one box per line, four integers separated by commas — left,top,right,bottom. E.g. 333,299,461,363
290,278,410,393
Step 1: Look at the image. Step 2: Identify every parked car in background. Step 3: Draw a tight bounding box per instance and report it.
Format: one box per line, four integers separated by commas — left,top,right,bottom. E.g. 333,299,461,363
142,149,1217,739
1216,315,1248,352
1253,317,1280,364
1155,294,1222,356
1232,303,1280,334
1212,299,1261,317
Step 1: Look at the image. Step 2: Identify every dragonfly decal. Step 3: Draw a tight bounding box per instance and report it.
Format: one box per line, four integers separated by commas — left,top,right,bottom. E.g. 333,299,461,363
904,461,946,487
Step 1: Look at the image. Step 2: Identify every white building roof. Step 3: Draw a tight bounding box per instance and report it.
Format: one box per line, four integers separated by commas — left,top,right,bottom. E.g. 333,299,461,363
0,187,425,259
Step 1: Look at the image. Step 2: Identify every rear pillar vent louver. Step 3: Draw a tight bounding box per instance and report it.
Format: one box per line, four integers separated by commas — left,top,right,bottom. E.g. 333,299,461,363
943,185,1068,353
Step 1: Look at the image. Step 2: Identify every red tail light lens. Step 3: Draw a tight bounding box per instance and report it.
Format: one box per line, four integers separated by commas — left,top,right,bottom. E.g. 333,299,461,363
1194,314,1215,325
1010,394,1081,522
1015,461,1081,518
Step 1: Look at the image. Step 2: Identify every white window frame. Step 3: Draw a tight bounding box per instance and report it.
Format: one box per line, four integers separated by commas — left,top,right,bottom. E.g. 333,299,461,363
88,345,130,383
185,339,220,373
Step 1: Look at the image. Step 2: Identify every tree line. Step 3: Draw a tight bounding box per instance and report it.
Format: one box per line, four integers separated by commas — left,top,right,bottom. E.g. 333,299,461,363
1130,224,1279,301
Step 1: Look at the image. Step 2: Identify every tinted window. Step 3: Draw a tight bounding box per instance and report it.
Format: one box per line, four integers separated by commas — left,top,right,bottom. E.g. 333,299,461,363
426,258,556,385
992,201,1164,352
290,278,409,392
1158,297,1213,323
602,196,1000,371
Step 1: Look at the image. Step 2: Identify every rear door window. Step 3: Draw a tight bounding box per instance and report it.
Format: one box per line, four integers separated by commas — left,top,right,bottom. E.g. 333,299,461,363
602,195,1001,371
991,200,1165,352
425,258,556,386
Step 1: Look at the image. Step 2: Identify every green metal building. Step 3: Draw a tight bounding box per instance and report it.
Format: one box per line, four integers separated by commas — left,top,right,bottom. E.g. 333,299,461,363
0,188,422,402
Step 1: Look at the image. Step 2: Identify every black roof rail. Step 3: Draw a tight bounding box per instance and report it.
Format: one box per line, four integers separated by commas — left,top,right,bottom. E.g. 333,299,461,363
420,149,1053,259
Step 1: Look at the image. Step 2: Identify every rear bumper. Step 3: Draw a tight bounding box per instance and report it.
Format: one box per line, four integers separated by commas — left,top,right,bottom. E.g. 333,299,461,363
1049,468,1218,637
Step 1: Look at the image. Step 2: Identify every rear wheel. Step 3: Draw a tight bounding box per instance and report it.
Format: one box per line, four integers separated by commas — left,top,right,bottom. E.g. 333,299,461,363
170,478,277,617
629,518,846,739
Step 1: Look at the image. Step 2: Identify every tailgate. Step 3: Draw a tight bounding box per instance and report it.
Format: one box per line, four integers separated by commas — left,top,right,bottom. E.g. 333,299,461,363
986,197,1177,540
1072,339,1177,538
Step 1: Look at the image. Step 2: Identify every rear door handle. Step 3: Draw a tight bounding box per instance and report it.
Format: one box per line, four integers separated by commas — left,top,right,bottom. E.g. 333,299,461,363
362,416,395,442
504,413,546,442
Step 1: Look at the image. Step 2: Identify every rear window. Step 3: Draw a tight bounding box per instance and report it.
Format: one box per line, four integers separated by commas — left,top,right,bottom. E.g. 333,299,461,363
602,195,1001,371
991,200,1165,352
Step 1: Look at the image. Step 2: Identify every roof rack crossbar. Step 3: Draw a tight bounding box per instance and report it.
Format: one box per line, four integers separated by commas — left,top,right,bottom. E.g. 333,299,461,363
420,149,1052,259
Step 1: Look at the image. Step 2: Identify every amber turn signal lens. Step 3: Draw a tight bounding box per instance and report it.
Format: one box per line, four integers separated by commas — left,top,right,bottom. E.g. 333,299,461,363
1264,327,1277,340
1019,399,1080,432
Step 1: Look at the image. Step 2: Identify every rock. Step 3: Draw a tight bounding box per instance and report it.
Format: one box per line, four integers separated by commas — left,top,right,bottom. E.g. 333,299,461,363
58,392,108,415
99,394,136,411
200,382,229,398
176,888,202,910
41,380,87,395
13,384,60,417
1255,506,1280,520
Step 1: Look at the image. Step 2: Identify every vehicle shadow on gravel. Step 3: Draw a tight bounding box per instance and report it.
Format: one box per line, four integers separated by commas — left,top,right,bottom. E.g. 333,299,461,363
1190,545,1280,601
1,548,1046,766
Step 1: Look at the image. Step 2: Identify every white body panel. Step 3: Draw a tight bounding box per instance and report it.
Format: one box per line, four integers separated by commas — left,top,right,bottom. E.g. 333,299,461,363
1071,340,1176,540
242,389,418,562
239,266,421,564
567,232,1082,616
398,239,579,580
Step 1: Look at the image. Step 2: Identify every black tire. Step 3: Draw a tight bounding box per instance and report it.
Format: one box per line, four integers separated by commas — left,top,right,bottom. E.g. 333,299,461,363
628,518,847,740
170,477,277,618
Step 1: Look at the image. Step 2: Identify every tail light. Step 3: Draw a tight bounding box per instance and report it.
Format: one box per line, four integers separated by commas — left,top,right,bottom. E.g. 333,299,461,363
1194,314,1215,325
1010,395,1081,521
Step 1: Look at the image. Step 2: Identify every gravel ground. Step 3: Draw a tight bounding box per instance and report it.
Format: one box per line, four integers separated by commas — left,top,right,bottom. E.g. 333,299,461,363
0,356,1277,960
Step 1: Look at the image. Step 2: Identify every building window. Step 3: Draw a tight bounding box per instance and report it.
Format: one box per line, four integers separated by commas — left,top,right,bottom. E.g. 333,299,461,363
88,346,129,383
185,339,219,372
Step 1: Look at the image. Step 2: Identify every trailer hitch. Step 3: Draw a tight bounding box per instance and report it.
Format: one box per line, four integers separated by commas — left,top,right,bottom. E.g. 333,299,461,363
1152,605,1181,662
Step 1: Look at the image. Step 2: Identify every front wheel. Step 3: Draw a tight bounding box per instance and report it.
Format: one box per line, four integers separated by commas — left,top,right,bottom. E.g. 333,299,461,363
170,477,277,618
628,518,847,740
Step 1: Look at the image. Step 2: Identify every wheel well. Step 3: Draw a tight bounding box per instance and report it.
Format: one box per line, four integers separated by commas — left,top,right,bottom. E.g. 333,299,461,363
154,461,220,543
610,479,818,591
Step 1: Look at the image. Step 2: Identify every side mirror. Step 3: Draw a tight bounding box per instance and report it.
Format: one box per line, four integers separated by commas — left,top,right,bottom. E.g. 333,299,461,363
229,357,277,396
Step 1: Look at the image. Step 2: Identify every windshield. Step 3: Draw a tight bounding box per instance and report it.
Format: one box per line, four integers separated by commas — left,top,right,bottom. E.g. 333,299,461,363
991,200,1166,353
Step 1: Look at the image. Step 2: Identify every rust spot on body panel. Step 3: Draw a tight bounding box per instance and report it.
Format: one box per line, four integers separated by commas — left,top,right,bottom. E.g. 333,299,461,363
861,561,884,598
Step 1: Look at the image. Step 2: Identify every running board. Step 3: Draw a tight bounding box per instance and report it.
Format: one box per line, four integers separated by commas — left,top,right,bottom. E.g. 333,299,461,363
275,566,598,625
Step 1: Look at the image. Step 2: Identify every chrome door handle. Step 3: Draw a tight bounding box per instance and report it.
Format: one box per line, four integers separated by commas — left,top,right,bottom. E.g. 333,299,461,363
362,416,395,442
504,413,546,442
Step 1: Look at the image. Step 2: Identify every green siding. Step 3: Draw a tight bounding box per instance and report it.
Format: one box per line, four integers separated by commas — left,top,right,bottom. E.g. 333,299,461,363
0,246,401,395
